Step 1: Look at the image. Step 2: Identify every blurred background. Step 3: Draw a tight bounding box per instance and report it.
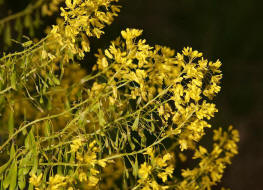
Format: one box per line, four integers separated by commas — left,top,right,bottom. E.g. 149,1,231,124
1,0,263,189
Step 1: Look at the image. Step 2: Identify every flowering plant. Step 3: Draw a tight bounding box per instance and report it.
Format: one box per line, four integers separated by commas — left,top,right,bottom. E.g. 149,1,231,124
0,0,239,189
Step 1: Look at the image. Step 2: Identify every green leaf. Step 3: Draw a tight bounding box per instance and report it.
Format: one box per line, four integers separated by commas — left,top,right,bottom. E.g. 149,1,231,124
21,56,28,70
4,23,11,46
127,132,135,150
132,155,138,178
33,10,41,27
22,41,32,48
25,128,35,149
52,75,60,85
10,72,16,90
138,129,146,147
14,18,23,41
18,168,26,189
0,174,4,190
8,159,17,190
57,150,63,175
0,161,11,175
31,144,38,175
40,96,44,104
8,112,14,137
43,121,51,137
43,167,49,183
131,113,140,131
125,167,129,178
14,17,22,32
28,184,33,190
0,144,15,176
98,109,106,127
150,122,155,133
24,14,31,28
3,172,10,189
114,129,120,149
20,151,32,174
70,151,75,163
10,143,15,158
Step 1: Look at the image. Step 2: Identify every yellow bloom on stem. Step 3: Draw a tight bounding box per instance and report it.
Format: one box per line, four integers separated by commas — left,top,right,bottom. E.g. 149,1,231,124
88,176,99,186
78,172,87,182
29,173,43,187
138,162,152,180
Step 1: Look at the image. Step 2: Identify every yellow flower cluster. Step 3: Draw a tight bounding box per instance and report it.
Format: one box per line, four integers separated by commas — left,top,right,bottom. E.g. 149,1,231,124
51,0,121,58
74,140,109,187
94,28,222,151
29,173,43,188
47,175,68,190
28,140,109,189
136,148,174,190
70,137,83,152
29,173,69,190
178,126,239,189
0,1,240,190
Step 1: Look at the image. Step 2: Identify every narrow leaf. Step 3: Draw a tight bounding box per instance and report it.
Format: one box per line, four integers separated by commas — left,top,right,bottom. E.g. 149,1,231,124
10,72,16,90
8,111,14,137
132,155,138,178
98,109,106,127
9,159,17,190
18,168,26,189
4,23,11,46
131,113,140,131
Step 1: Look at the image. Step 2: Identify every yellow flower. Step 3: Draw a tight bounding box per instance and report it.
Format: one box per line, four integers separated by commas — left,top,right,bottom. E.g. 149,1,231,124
163,153,172,162
51,25,59,34
88,176,99,186
179,139,188,151
138,162,152,180
79,172,87,182
121,28,143,40
165,165,174,177
48,174,67,190
29,173,43,187
144,147,154,158
105,49,113,59
84,152,97,166
90,168,100,175
158,172,168,182
70,138,83,152
98,159,107,168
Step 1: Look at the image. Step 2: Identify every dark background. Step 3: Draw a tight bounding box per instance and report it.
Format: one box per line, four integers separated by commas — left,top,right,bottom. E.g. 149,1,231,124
1,0,263,189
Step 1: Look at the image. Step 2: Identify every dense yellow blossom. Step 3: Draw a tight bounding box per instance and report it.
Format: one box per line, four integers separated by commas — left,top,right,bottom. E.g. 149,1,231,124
50,0,121,58
70,137,83,152
29,173,43,187
138,162,152,180
47,175,68,190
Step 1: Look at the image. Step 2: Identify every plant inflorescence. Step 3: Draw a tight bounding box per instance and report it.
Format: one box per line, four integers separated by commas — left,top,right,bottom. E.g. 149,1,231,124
0,0,239,189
